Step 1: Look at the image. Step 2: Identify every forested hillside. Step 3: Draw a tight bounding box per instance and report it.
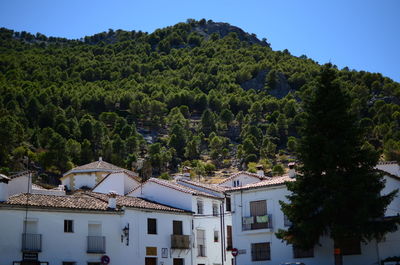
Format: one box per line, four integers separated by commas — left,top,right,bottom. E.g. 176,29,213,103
1,19,399,181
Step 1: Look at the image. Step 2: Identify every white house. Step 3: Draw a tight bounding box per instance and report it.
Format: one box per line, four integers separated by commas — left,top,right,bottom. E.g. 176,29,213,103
129,177,234,265
92,170,141,196
0,187,193,265
226,168,400,265
61,157,138,191
218,171,265,188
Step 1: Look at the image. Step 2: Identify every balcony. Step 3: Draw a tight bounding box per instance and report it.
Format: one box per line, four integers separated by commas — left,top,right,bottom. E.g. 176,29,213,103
171,234,191,249
22,233,42,252
242,214,272,231
87,236,106,253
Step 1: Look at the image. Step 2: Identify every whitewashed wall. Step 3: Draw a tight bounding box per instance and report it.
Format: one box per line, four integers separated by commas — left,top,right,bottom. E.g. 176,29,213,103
230,182,400,265
93,172,140,195
0,207,193,265
219,173,261,188
8,175,31,196
129,182,193,211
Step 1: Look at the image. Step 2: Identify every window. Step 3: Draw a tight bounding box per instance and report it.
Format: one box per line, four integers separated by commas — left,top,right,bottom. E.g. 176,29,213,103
173,258,184,265
226,225,232,250
173,220,183,235
251,242,271,261
340,238,361,255
148,218,157,234
284,214,292,227
293,245,314,258
197,200,204,214
64,220,73,233
233,180,240,187
197,229,206,257
226,197,231,212
250,200,267,229
214,230,219,242
212,203,219,216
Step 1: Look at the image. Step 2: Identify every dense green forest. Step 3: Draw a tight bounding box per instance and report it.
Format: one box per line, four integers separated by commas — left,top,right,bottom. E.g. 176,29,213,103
0,19,399,181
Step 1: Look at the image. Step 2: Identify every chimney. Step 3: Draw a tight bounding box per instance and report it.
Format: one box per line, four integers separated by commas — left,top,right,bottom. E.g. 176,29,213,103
288,162,296,178
99,157,103,162
108,191,117,209
0,174,10,202
256,165,264,177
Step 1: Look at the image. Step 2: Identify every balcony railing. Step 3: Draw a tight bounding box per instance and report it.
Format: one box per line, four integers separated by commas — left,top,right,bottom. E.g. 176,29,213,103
22,233,42,252
197,245,206,257
87,236,106,253
242,214,273,231
171,234,191,249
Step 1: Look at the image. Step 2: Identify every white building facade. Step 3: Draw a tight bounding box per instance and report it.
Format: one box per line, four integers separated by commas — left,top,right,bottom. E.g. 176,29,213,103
129,178,234,265
227,170,400,265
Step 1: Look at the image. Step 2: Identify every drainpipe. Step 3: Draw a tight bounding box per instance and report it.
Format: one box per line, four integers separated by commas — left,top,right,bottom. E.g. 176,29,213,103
220,202,224,265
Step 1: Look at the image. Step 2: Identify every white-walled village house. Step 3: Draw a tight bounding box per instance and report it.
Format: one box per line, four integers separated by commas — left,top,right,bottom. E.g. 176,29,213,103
0,160,399,265
129,177,234,265
226,163,400,265
61,157,138,191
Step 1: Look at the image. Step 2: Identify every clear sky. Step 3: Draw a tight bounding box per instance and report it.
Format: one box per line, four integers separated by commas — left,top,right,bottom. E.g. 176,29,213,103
1,0,399,82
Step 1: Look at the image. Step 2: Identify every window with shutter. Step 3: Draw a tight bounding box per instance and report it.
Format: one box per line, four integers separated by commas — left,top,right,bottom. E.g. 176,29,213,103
226,225,232,250
251,242,271,261
173,220,183,235
148,218,157,234
250,200,267,229
197,229,206,257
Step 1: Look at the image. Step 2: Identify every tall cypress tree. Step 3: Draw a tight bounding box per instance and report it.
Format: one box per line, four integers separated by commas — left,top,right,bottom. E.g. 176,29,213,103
276,64,399,264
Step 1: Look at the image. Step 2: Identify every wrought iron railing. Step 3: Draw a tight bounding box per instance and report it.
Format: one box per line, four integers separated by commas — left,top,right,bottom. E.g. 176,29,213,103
242,214,273,231
171,234,191,249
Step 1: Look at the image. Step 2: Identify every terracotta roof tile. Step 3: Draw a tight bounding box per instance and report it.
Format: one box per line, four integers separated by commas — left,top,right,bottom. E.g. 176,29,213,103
85,192,190,213
226,175,295,192
1,192,191,214
2,193,111,211
63,159,137,176
9,171,34,179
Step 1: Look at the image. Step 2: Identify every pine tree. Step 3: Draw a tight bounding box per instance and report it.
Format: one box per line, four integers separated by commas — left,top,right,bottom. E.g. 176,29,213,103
276,64,399,264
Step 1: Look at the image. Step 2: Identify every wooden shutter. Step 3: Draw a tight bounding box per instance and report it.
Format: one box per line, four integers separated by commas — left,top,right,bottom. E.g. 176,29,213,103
250,200,267,229
227,225,232,250
173,221,183,235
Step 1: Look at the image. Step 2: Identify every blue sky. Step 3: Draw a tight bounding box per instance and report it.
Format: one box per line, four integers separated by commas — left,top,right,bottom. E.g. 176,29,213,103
1,0,399,81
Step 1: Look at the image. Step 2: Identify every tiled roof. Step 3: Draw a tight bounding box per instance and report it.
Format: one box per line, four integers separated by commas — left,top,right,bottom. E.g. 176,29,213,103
1,192,191,214
377,161,398,165
130,178,223,199
63,159,136,176
0,174,10,181
177,178,228,193
2,193,112,211
218,171,265,185
9,171,34,179
375,169,400,180
226,175,295,192
85,192,190,213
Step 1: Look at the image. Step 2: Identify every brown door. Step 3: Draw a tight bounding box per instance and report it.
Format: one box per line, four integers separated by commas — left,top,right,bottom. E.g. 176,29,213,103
250,200,267,229
145,258,157,265
173,258,184,265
